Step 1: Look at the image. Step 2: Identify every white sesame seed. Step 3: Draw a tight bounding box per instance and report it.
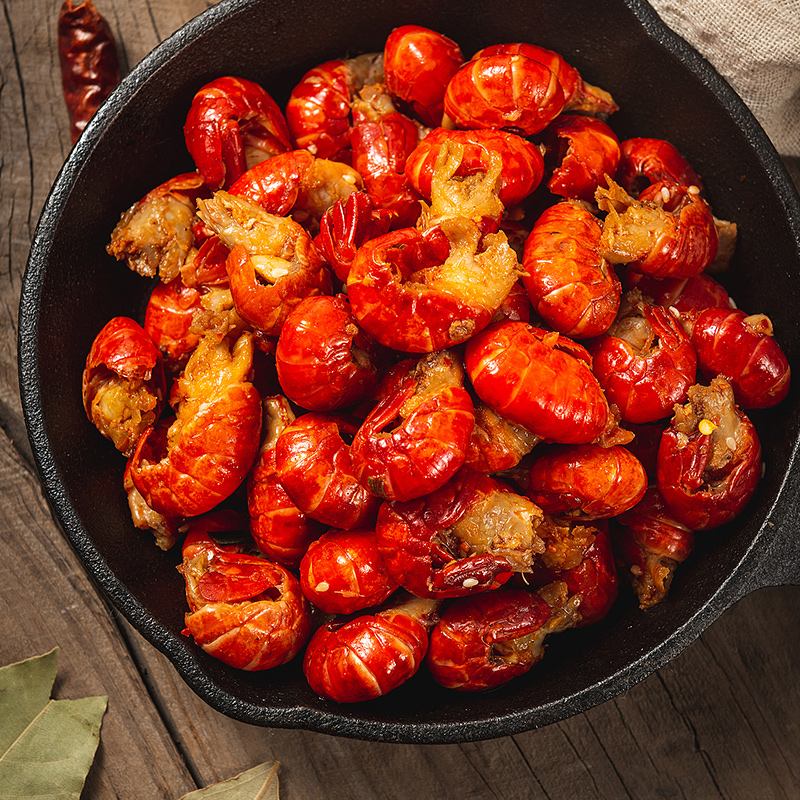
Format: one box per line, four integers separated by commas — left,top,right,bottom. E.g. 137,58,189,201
462,578,479,588
315,582,330,592
726,437,737,451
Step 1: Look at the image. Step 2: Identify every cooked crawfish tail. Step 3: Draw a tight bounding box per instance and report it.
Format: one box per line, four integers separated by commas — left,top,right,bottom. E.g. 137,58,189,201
375,469,547,598
443,51,565,135
611,487,695,609
347,145,520,353
183,76,291,190
616,137,703,198
656,376,762,530
107,173,207,283
303,592,440,703
465,321,627,445
123,459,182,551
383,25,464,127
405,127,544,209
527,443,648,520
228,148,363,231
426,588,553,691
590,289,697,424
350,87,425,229
247,395,324,567
542,115,620,202
472,42,618,116
299,527,398,615
82,316,165,457
285,52,383,161
196,191,332,337
179,519,311,670
275,411,381,529
275,293,380,412
314,191,393,282
681,307,791,409
521,200,621,339
129,330,262,518
529,523,619,627
350,350,475,502
596,178,718,279
144,277,203,375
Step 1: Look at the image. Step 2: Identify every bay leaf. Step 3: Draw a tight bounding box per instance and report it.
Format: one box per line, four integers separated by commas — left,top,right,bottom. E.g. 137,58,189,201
0,647,59,755
179,762,280,799
0,648,107,800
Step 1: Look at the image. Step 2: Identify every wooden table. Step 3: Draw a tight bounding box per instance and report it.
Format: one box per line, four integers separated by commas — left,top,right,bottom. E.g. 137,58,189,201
2,1,800,796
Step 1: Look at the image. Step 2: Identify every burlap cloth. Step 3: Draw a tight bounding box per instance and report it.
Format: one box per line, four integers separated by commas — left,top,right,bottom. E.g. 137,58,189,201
648,0,800,184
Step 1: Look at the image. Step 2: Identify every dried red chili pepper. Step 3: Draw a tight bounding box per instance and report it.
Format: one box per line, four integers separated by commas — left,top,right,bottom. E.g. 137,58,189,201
58,0,120,143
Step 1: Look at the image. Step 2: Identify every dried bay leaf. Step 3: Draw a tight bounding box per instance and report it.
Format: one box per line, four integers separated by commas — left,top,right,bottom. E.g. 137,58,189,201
0,647,107,800
179,761,281,799
0,647,59,755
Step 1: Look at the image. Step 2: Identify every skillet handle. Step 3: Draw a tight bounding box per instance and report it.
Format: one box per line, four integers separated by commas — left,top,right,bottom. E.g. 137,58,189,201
744,472,800,592
744,162,800,591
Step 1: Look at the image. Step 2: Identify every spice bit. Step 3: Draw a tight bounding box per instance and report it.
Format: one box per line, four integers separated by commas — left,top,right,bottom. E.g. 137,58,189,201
698,418,717,436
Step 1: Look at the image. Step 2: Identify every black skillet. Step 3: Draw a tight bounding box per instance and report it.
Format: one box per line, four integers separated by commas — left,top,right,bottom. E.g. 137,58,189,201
18,0,800,744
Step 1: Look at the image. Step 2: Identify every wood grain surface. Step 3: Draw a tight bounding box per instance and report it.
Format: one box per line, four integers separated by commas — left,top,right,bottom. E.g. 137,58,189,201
2,1,799,798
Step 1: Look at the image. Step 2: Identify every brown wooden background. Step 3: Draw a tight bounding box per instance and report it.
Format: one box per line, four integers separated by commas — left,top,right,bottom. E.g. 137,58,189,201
2,0,800,797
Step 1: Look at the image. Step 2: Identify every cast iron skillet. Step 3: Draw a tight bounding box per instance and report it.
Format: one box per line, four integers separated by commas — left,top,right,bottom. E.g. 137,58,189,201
18,0,800,744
